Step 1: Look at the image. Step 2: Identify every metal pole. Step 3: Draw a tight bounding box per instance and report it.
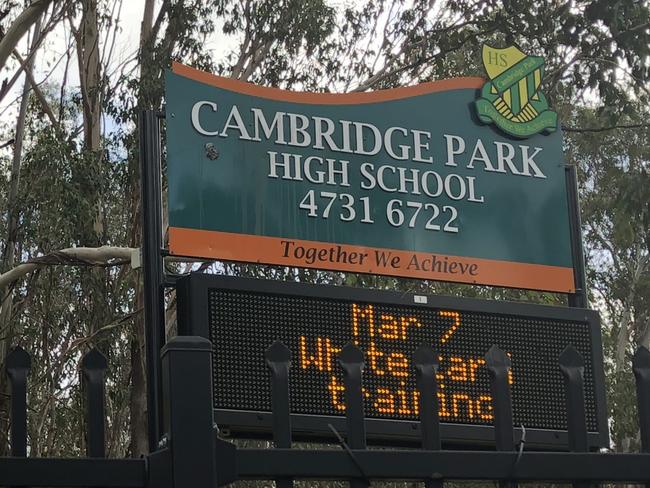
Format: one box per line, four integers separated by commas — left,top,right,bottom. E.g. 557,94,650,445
338,342,369,488
265,341,293,488
414,345,442,488
161,337,217,488
6,346,30,458
632,346,650,488
81,348,107,458
633,346,650,453
565,164,588,308
485,345,515,452
559,346,588,453
485,345,516,488
139,109,165,452
559,345,589,488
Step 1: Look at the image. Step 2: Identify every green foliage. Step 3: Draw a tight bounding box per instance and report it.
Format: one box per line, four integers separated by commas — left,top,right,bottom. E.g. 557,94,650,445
0,0,648,468
564,108,649,450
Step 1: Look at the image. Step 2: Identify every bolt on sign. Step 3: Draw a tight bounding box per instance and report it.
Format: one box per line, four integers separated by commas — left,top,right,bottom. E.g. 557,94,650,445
165,45,574,292
176,274,608,448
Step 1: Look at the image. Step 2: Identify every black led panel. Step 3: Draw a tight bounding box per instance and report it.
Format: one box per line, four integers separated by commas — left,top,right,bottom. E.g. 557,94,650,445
176,274,608,449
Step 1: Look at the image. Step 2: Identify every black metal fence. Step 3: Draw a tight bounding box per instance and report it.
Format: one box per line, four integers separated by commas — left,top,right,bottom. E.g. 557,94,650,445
1,345,146,487
228,340,650,487
0,336,649,487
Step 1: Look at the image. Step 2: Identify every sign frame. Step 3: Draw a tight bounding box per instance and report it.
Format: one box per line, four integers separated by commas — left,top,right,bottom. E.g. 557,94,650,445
143,48,590,452
166,62,581,294
176,273,607,450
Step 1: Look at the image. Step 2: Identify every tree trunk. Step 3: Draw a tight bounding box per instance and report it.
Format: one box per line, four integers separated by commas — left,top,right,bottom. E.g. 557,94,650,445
0,16,42,457
129,277,149,457
0,0,51,71
78,0,101,152
126,0,157,456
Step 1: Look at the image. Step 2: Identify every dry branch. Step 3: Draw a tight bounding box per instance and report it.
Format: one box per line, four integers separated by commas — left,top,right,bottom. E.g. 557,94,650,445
0,246,210,291
0,246,136,289
12,49,61,131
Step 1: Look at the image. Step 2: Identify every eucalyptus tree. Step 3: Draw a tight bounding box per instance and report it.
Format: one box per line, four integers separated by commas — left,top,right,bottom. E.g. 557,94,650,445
564,109,649,451
0,0,648,460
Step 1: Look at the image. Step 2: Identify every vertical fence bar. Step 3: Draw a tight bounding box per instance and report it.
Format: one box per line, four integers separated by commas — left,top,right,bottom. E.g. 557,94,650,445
338,342,368,488
485,345,514,451
485,345,515,488
81,348,107,457
633,346,650,452
265,341,292,488
414,345,442,488
6,346,31,458
559,346,588,451
559,345,589,488
161,337,217,488
633,346,650,488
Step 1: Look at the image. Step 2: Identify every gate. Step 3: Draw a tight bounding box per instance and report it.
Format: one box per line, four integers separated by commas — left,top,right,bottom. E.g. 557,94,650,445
0,336,648,487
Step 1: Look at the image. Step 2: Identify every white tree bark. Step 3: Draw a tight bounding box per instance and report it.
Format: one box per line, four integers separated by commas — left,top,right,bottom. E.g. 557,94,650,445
0,0,53,70
0,246,136,290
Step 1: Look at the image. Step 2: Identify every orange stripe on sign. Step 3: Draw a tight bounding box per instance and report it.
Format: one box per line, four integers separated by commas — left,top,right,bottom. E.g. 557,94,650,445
171,62,484,105
168,227,576,294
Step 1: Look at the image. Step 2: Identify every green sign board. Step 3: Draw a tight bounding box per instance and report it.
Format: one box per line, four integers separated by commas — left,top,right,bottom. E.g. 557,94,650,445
166,60,575,292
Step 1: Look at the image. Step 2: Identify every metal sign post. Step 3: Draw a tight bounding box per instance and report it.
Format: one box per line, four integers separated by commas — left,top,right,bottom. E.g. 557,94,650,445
565,164,588,308
139,109,166,451
152,47,594,454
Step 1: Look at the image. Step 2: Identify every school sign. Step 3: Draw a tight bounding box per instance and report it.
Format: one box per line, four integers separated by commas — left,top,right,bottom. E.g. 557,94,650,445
166,48,575,293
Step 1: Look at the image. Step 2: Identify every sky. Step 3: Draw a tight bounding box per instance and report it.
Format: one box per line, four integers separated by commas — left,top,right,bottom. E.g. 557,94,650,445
0,1,237,117
0,0,246,147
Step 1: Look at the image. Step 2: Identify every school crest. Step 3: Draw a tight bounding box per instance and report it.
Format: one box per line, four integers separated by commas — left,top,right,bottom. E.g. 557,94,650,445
475,45,558,138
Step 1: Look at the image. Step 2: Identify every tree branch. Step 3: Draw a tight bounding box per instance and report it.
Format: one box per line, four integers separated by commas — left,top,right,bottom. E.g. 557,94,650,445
0,246,136,290
0,2,65,105
562,123,650,133
231,0,253,79
0,0,53,70
11,49,61,131
0,246,211,290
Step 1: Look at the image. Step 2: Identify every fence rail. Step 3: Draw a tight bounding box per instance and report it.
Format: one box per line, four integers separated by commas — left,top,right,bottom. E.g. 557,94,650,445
0,337,648,487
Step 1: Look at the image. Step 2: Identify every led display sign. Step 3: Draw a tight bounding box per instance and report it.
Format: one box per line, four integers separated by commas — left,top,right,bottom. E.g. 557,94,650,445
176,274,607,449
